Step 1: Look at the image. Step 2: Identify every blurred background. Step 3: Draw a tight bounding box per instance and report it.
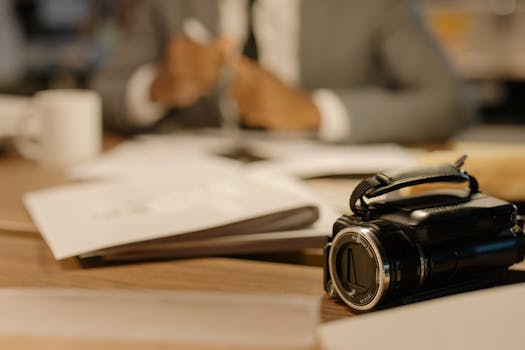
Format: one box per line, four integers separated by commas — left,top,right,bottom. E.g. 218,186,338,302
0,0,136,93
0,0,524,125
422,0,525,125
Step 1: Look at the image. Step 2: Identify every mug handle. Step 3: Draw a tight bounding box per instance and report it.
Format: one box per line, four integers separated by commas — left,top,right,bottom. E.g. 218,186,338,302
14,106,41,161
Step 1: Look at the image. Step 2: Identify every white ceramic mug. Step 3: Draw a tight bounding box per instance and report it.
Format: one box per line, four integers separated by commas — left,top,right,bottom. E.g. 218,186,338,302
15,89,102,168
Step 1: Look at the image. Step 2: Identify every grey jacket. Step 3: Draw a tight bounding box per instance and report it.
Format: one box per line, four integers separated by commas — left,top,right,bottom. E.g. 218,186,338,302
92,0,474,143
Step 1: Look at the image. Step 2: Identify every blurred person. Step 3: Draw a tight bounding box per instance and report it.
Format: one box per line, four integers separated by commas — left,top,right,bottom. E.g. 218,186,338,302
93,0,473,143
0,1,26,88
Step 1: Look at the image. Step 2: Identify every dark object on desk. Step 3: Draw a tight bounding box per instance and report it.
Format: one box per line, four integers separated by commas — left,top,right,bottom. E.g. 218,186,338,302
215,144,267,164
324,156,525,312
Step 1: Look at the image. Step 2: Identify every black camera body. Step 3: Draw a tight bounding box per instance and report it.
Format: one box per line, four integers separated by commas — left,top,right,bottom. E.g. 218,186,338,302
324,157,525,312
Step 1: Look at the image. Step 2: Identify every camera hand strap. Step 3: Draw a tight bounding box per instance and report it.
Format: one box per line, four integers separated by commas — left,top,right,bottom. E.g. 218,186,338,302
350,155,479,215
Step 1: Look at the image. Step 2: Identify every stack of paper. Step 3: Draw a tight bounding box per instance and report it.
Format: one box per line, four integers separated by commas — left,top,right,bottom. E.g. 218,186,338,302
25,161,337,261
25,132,418,261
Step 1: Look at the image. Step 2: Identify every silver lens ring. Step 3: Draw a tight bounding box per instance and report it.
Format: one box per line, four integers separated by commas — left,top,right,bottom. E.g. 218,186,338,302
328,226,391,311
415,243,428,288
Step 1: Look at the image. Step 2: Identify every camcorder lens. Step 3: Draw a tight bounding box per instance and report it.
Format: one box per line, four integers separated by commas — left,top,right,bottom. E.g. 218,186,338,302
328,225,423,311
336,242,378,299
328,227,390,311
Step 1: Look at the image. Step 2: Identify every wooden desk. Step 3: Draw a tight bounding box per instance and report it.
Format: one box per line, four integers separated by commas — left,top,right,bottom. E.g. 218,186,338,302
2,134,525,349
0,152,350,349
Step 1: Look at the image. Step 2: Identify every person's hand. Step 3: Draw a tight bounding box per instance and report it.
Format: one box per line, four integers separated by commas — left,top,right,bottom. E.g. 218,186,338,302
232,57,320,131
150,35,229,108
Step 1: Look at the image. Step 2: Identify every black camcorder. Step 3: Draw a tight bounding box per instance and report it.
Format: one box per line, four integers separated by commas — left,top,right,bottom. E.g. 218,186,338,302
324,156,525,312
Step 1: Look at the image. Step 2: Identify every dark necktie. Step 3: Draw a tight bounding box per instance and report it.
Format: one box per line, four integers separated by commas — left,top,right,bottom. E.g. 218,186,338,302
242,0,258,60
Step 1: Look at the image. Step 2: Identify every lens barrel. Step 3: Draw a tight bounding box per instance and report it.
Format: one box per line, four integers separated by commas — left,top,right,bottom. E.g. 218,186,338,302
327,223,422,311
327,223,525,311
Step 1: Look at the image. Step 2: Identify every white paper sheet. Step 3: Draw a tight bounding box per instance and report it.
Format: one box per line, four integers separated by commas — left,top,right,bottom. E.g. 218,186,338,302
25,162,335,259
0,288,320,348
319,283,525,350
69,131,419,180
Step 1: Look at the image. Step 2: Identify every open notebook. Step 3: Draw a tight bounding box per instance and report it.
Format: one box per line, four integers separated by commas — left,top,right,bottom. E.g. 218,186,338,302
24,162,337,262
